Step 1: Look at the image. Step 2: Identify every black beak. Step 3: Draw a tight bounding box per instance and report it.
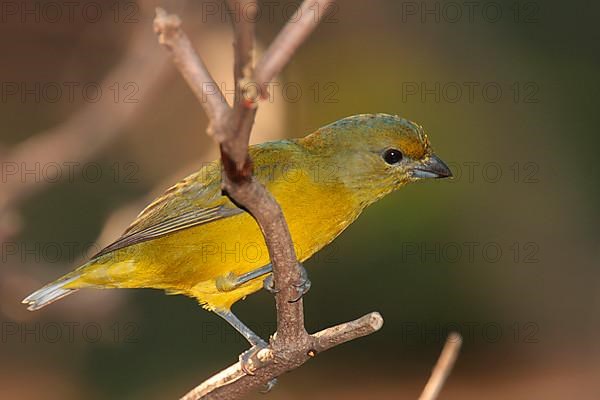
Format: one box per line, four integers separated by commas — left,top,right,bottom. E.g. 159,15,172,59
412,154,453,179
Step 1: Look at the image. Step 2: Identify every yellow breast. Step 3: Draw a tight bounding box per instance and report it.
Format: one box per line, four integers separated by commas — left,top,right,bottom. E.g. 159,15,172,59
74,169,362,311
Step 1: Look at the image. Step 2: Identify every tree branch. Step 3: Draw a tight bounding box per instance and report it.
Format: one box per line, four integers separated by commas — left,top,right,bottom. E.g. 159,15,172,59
180,312,383,400
226,0,256,111
254,0,334,92
419,333,463,400
223,0,258,169
153,8,231,139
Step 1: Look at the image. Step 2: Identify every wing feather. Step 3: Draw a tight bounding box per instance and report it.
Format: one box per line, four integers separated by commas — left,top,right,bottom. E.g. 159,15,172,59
92,140,302,259
92,164,242,258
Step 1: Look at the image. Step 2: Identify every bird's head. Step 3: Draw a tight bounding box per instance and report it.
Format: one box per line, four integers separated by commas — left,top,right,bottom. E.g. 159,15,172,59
300,114,452,204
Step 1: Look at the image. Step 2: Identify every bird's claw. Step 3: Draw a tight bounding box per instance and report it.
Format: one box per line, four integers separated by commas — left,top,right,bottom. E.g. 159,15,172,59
263,263,311,302
260,378,278,393
239,340,269,376
262,274,279,294
240,341,277,391
289,263,311,303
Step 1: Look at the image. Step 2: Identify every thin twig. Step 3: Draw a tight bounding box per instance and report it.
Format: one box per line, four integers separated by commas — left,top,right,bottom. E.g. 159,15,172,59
227,0,256,109
223,0,258,168
153,8,231,138
254,0,334,92
225,0,334,168
419,333,463,400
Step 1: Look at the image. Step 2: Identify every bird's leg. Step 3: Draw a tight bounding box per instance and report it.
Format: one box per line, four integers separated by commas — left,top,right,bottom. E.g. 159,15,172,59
215,264,273,292
214,308,276,389
263,262,311,303
214,308,266,348
216,262,310,303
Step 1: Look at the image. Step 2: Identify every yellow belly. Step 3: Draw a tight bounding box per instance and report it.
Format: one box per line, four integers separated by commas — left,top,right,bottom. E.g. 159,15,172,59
69,173,362,310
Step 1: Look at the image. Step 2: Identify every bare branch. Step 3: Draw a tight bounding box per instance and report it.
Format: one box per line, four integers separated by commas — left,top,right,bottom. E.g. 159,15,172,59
419,333,463,400
180,312,384,400
220,173,307,343
254,0,334,91
227,0,256,108
220,0,341,348
224,0,334,169
153,8,231,138
215,0,340,348
223,0,258,168
312,311,384,351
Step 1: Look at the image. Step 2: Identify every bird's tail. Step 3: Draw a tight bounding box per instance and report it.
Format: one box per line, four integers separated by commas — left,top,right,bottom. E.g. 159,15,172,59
22,271,82,311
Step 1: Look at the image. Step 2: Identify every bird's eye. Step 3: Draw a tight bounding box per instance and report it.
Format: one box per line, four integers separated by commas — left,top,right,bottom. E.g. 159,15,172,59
383,149,403,165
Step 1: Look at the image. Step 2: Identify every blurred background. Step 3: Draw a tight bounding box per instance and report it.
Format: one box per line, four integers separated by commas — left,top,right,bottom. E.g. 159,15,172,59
1,0,599,398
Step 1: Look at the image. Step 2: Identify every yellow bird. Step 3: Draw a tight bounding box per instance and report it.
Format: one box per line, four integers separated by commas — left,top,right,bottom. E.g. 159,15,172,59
23,114,451,349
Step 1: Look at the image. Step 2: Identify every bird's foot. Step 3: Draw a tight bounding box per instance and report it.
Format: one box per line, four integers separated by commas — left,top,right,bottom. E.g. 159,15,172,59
260,378,278,393
263,263,311,303
262,274,279,294
217,264,274,292
290,263,311,303
239,341,277,391
239,339,270,376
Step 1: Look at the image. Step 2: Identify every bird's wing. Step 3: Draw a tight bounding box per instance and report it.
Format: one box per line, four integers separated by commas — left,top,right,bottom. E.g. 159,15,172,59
92,163,242,258
92,140,303,259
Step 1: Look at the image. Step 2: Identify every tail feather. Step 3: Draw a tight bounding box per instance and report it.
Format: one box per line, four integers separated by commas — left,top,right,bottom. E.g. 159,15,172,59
22,274,80,311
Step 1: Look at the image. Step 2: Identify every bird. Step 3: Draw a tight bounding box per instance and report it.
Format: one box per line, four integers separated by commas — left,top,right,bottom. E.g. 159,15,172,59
23,113,452,352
